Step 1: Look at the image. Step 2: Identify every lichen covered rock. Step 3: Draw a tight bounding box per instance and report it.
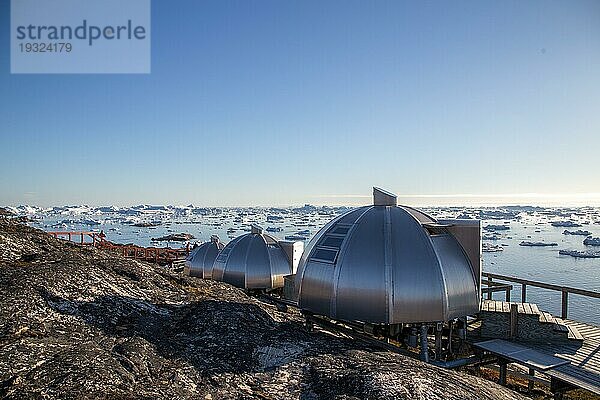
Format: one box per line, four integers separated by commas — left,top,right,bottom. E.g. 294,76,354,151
0,217,524,399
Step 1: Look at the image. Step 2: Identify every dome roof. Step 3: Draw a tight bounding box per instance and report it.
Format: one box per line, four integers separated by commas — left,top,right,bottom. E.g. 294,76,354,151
212,225,292,290
296,187,480,324
184,235,225,279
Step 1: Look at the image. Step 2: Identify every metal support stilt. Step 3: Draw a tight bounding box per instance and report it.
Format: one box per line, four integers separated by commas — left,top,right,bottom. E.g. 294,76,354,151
498,360,508,386
420,325,429,363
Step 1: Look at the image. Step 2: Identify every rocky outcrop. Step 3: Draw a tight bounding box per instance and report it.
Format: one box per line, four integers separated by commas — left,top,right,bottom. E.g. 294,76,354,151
0,217,525,399
151,233,195,242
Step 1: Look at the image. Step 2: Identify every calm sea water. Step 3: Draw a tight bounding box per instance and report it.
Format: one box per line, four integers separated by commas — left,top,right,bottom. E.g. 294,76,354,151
29,207,600,325
481,222,599,325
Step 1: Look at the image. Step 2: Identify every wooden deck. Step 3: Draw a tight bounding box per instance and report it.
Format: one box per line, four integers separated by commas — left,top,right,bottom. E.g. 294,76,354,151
564,319,600,341
478,299,580,342
481,300,540,314
528,319,600,395
472,310,600,396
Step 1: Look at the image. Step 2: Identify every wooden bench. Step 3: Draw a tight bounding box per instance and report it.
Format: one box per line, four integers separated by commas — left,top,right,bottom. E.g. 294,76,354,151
473,338,599,399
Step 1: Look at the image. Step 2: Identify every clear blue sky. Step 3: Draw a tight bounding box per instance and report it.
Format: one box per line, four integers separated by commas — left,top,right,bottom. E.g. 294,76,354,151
1,0,599,207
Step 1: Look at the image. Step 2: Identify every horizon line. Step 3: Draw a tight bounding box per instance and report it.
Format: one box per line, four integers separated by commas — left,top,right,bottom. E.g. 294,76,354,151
314,192,600,199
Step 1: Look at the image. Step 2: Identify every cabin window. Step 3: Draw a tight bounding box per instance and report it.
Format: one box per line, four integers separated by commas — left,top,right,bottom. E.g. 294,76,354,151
321,235,344,249
331,225,351,235
311,248,338,263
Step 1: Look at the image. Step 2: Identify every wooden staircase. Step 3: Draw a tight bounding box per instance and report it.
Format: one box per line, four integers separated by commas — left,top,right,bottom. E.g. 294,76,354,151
479,300,583,342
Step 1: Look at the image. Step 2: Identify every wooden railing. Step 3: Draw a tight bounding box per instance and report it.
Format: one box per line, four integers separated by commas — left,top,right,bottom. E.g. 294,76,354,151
47,231,190,265
48,231,101,245
98,240,189,264
481,272,600,319
481,279,513,301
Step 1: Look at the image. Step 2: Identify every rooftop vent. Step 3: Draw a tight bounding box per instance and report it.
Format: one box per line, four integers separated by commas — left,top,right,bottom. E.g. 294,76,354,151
373,187,397,206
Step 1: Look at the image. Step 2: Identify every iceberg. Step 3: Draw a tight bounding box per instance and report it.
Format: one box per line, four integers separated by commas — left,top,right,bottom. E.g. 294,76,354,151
483,224,510,232
519,241,558,247
551,221,582,227
583,237,600,246
284,234,308,241
559,249,600,258
563,229,592,236
482,243,504,252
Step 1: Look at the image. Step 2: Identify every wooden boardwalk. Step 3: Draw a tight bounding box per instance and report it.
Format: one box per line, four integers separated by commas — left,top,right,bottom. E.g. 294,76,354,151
564,319,600,341
478,299,581,342
472,303,600,397
528,319,600,395
48,231,190,265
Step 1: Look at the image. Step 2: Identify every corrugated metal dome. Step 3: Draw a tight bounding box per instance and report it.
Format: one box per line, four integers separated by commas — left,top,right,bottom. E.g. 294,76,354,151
296,187,480,324
212,225,292,290
184,235,225,278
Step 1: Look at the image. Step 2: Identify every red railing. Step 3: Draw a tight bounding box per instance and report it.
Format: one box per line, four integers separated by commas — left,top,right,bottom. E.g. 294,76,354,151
47,231,190,265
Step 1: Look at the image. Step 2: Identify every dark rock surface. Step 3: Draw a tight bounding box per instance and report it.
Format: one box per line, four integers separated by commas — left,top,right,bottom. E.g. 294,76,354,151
0,217,525,399
151,233,195,242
